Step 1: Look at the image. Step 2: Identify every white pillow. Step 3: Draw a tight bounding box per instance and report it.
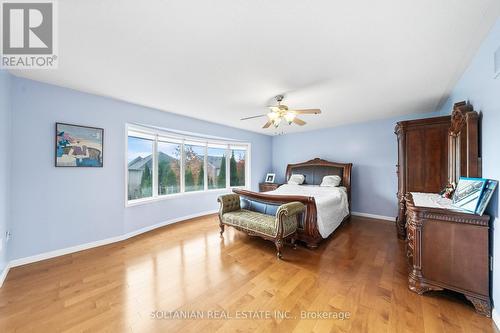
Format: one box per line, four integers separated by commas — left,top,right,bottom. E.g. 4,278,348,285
288,174,305,185
320,175,341,187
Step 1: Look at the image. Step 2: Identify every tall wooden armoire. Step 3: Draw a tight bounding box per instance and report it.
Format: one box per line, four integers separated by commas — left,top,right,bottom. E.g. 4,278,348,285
394,102,481,239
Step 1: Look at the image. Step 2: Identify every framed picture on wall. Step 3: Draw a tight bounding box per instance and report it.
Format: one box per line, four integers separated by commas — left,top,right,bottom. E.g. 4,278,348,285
265,173,275,183
452,177,487,213
56,123,104,167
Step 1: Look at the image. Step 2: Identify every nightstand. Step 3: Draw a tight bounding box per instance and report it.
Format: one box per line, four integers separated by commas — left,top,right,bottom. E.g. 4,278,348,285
259,183,282,192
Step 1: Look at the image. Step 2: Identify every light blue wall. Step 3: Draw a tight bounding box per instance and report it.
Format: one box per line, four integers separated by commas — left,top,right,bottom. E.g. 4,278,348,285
436,19,500,309
271,112,441,218
0,70,11,274
8,77,272,260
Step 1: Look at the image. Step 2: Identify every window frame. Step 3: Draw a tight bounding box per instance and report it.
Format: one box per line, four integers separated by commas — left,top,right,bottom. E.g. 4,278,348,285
157,138,182,196
125,124,251,207
126,131,155,201
206,143,229,190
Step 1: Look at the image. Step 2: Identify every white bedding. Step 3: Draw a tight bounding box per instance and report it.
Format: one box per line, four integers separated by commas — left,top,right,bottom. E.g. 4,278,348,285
267,184,350,238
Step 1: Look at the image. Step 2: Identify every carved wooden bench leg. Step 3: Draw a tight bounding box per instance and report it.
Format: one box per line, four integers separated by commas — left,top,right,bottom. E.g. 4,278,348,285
219,223,225,237
275,239,283,259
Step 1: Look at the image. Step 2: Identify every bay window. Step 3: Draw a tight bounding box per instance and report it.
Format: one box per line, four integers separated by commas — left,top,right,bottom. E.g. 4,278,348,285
126,125,250,205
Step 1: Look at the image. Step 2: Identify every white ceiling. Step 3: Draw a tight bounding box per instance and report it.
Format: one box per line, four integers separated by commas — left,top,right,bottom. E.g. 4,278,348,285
10,0,500,135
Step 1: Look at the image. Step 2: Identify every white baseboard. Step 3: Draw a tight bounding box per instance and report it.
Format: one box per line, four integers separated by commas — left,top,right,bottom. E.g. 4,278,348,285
352,211,395,222
0,263,10,288
125,209,218,239
492,308,500,329
7,209,218,271
9,235,126,268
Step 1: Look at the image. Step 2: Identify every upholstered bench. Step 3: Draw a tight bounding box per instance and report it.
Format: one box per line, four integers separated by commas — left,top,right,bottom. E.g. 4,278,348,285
217,194,305,259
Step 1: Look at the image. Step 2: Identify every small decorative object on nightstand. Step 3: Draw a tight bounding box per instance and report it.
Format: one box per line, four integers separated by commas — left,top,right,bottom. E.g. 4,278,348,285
265,173,275,183
259,182,281,192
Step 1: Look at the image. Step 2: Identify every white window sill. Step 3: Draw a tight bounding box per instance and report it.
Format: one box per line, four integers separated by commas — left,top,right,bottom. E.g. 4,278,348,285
126,187,248,208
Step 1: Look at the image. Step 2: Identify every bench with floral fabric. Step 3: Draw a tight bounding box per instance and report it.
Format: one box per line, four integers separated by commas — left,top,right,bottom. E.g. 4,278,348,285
217,193,305,259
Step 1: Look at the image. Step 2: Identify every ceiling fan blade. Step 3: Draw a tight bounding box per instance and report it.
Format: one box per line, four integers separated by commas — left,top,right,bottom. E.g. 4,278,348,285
240,114,267,121
293,117,306,126
262,120,273,129
293,109,321,115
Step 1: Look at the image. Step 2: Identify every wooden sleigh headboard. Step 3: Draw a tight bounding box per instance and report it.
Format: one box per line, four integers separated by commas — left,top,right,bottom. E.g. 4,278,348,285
286,158,353,208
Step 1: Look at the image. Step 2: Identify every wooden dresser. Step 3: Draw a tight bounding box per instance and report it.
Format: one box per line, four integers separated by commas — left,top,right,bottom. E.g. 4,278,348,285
405,193,491,316
259,183,282,192
395,102,481,239
396,102,488,315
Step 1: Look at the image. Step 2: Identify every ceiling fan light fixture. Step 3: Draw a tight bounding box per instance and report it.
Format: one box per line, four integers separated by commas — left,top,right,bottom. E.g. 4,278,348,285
273,118,281,128
284,112,296,124
241,95,320,130
267,112,279,120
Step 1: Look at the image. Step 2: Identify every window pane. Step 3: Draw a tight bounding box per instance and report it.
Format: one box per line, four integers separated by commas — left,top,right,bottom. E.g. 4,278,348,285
185,144,205,192
158,141,181,195
230,149,246,187
128,136,153,200
207,146,227,189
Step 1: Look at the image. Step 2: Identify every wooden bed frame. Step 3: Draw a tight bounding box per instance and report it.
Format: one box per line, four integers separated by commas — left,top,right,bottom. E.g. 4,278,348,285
233,158,353,248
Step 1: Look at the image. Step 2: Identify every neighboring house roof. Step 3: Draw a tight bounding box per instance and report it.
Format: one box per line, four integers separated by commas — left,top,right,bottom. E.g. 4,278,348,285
128,156,145,170
128,153,221,172
128,155,151,171
207,156,223,169
128,152,175,170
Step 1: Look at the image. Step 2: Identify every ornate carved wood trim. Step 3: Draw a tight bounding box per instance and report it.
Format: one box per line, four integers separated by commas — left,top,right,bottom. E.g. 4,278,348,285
448,101,481,184
404,193,491,317
396,115,451,129
449,101,471,136
465,296,492,317
405,193,490,227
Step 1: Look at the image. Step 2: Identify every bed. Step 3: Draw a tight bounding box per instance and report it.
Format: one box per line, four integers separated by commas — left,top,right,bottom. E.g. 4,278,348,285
233,158,352,248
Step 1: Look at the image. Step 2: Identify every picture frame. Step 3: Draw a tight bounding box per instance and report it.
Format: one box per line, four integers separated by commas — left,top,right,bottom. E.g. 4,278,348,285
476,179,498,216
56,122,104,167
265,173,275,183
452,177,487,213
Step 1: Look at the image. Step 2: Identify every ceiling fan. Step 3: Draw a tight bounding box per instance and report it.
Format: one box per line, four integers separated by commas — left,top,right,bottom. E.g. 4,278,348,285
241,95,322,129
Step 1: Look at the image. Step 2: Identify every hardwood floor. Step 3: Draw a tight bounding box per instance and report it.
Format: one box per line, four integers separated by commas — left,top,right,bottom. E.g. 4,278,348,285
0,215,497,332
